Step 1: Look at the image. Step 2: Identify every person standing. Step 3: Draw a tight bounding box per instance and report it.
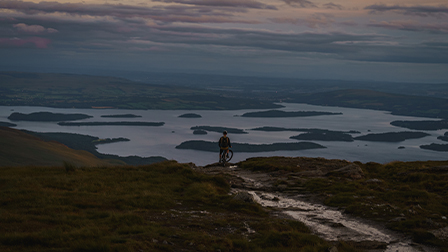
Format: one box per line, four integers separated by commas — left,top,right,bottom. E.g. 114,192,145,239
218,131,231,163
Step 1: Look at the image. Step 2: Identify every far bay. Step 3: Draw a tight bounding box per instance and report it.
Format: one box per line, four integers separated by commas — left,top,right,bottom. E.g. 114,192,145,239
1,103,446,166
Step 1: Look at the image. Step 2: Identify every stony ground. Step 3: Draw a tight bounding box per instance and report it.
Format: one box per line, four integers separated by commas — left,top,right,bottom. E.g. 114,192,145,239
192,160,447,252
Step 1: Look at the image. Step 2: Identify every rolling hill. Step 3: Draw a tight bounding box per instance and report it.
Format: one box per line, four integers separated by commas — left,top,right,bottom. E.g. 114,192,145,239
0,127,124,167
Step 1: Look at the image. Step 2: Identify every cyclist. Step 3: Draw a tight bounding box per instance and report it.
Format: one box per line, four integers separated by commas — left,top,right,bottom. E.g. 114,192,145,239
218,130,232,163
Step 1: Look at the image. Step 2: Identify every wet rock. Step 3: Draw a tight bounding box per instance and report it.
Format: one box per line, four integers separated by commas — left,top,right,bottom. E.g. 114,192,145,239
330,222,345,228
326,164,364,180
328,246,338,252
430,226,448,241
277,184,288,190
233,192,255,203
389,217,406,222
293,170,325,177
349,240,388,250
365,178,382,183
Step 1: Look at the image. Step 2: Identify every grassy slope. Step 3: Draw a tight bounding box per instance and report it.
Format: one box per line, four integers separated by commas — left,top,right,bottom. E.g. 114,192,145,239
0,161,358,252
0,127,124,167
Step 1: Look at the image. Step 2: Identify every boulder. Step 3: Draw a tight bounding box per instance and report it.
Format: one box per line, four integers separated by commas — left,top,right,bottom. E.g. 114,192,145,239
326,164,364,180
430,226,448,241
233,192,256,203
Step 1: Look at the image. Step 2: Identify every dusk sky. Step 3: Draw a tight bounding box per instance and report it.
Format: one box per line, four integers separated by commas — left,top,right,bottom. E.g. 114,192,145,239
1,0,447,82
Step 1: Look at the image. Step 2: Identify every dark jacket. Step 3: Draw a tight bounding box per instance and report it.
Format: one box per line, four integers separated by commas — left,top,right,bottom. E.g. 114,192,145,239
219,136,231,149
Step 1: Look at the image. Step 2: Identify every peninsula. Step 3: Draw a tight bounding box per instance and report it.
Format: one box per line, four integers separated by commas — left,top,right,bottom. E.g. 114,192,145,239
251,127,360,134
0,121,16,127
438,132,448,142
354,131,430,142
8,112,92,122
58,121,165,127
290,132,354,142
191,126,247,134
241,110,342,118
420,143,448,152
176,140,325,152
101,114,141,118
179,113,202,118
391,120,448,130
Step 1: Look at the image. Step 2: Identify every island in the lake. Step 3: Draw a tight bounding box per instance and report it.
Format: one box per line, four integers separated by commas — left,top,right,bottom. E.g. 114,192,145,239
241,110,342,118
290,132,354,142
58,121,165,126
0,121,16,127
354,131,430,142
390,120,448,130
8,112,92,122
179,113,202,118
101,114,141,118
92,137,130,145
251,127,360,134
191,126,247,134
420,143,448,152
176,140,325,152
438,132,448,142
193,129,207,135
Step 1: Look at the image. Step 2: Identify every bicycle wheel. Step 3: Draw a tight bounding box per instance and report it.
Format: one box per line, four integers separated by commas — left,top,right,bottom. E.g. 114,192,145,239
225,150,233,162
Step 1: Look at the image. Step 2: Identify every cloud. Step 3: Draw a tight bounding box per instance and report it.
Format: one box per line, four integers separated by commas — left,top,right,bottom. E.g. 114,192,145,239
1,0,447,66
0,0,257,24
369,20,448,34
281,0,317,8
271,13,335,28
152,0,277,10
323,2,344,10
0,37,51,48
365,4,448,17
13,23,58,33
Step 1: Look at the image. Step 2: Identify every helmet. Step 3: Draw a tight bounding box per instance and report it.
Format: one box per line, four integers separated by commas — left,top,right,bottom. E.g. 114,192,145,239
223,130,227,135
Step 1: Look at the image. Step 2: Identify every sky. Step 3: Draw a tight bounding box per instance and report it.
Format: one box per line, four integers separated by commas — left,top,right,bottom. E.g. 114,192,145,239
0,0,447,83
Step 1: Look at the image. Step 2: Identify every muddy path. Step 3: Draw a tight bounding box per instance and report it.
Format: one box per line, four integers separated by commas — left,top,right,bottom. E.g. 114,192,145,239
193,164,440,252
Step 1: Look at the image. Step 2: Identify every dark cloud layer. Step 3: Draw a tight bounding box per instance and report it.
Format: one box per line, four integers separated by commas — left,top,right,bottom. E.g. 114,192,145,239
281,0,317,8
152,0,277,10
0,0,447,81
0,0,257,24
365,4,448,17
323,2,344,10
369,20,448,34
270,13,336,28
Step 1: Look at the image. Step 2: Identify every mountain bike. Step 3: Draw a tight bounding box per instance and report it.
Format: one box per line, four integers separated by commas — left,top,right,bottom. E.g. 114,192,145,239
219,149,233,166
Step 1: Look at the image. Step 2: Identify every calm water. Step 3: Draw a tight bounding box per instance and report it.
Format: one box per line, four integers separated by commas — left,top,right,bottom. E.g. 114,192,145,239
1,103,446,166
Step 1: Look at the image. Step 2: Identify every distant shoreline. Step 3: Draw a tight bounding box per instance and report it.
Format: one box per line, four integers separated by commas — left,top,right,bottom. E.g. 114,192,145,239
58,121,165,126
176,140,326,152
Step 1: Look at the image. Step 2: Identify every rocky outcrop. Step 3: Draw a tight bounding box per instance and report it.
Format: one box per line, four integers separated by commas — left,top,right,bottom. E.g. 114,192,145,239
325,164,364,180
233,192,256,203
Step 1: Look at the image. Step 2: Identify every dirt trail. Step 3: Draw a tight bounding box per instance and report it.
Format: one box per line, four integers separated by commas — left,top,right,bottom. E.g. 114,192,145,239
193,164,440,252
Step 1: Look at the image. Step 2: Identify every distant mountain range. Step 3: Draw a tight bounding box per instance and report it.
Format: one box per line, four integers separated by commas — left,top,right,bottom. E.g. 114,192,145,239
1,71,448,119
